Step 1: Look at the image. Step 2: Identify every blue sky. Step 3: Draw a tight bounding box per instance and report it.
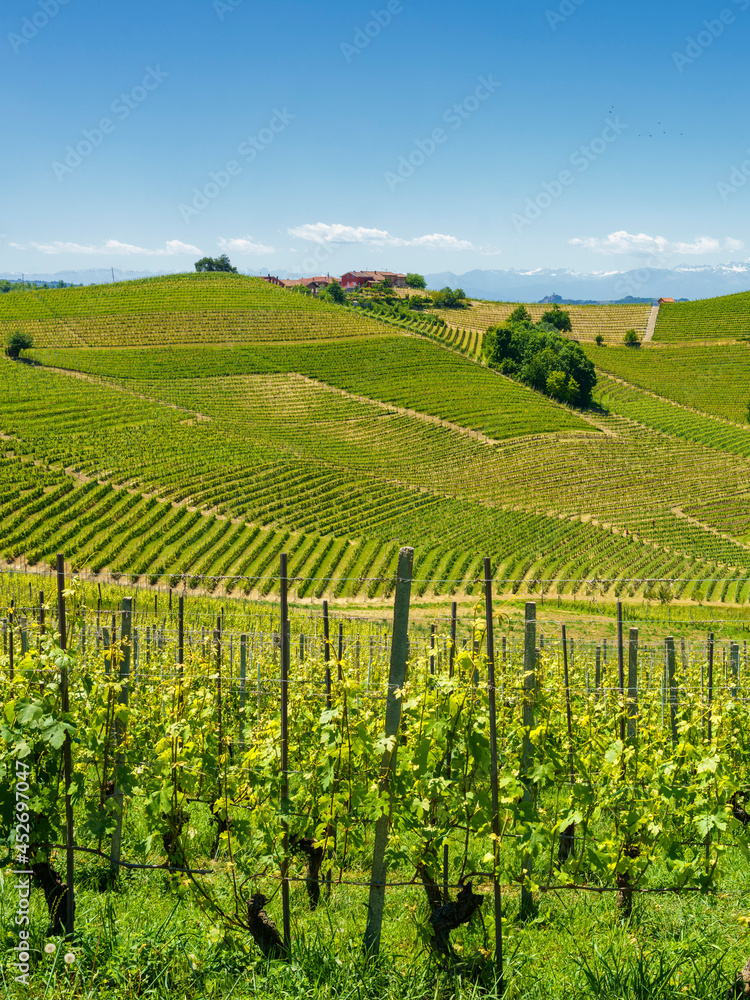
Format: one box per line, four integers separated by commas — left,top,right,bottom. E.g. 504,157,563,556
2,0,749,277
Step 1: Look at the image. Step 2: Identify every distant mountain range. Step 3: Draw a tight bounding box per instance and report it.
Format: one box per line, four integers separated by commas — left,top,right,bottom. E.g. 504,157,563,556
2,260,750,302
424,262,750,302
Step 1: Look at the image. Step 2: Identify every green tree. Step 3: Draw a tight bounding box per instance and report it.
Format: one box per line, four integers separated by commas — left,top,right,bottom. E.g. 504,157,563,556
322,280,346,305
406,273,426,289
508,304,531,324
546,370,579,404
6,330,32,358
431,287,467,308
623,329,640,347
484,320,596,406
194,254,238,273
540,304,573,333
595,334,604,346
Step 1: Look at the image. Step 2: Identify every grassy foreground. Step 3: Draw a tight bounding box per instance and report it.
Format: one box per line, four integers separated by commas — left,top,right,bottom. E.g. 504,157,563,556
2,858,749,999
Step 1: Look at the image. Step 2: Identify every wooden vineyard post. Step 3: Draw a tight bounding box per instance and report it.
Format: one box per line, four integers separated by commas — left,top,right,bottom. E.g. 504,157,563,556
627,628,638,743
730,642,740,698
484,559,503,988
337,623,344,682
520,602,536,921
595,644,601,702
110,596,132,883
617,601,625,742
444,601,457,899
215,617,223,754
177,595,184,710
666,637,678,745
279,554,291,954
559,624,576,864
363,546,413,959
430,623,436,677
8,600,13,680
323,600,331,710
239,634,247,752
706,632,714,872
57,555,75,936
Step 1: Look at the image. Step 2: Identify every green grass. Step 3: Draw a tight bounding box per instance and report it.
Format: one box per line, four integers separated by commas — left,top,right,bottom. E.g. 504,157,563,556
3,863,748,999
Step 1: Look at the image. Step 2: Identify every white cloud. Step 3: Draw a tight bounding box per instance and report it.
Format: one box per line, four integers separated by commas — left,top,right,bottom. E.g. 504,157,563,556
288,222,475,250
218,236,275,255
409,233,474,251
569,230,743,257
11,239,201,256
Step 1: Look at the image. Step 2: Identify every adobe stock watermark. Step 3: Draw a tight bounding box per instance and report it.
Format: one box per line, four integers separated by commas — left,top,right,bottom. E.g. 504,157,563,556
179,107,295,222
612,250,671,299
12,759,33,985
672,0,748,72
546,0,587,31
384,74,500,191
52,66,169,181
213,0,244,21
340,0,414,62
511,116,627,233
301,241,337,274
7,0,71,54
716,147,750,200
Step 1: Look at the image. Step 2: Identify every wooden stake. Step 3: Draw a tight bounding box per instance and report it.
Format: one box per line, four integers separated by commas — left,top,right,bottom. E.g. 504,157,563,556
363,546,413,958
280,554,291,953
484,558,503,988
57,555,74,936
617,601,625,742
627,628,638,743
520,602,536,920
666,636,677,745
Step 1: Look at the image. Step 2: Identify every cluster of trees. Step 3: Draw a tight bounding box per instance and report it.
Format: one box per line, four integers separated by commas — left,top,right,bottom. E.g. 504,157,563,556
1,280,71,293
430,286,467,308
483,305,596,407
194,254,237,273
6,331,33,358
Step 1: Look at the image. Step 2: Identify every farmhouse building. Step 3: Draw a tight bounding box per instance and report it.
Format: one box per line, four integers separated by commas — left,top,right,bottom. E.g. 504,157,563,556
340,271,407,290
658,297,675,305
264,276,335,295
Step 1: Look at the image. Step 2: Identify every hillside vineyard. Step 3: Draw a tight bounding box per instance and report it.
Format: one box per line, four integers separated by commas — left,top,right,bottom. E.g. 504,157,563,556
2,272,750,602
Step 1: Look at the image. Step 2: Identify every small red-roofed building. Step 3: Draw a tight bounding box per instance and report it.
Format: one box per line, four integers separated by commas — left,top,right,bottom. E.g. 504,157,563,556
658,297,675,305
340,271,407,290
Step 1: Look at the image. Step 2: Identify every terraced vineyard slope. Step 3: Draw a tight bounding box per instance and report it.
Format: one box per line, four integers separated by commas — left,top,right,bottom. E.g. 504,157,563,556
432,299,651,353
1,273,749,603
655,290,750,342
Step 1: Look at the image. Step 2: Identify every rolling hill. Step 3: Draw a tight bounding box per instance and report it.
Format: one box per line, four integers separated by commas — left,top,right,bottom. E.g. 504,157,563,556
1,272,749,603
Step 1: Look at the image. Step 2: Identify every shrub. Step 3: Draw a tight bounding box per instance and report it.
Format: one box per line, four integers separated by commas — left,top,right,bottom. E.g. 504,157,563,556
484,321,596,406
6,330,32,358
508,305,531,324
595,334,604,346
541,304,572,333
623,329,640,347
